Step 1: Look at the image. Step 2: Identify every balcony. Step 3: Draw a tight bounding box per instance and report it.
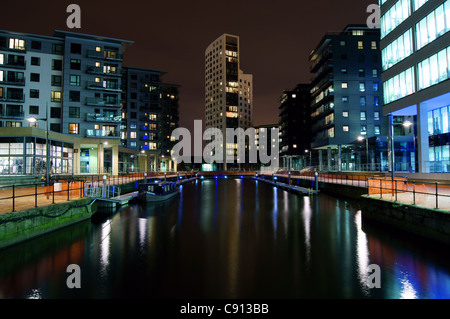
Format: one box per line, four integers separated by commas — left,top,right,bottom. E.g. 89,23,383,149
1,61,26,70
0,109,24,120
85,97,121,108
86,66,121,77
1,93,25,103
86,50,123,61
85,129,119,138
86,81,121,92
86,113,122,123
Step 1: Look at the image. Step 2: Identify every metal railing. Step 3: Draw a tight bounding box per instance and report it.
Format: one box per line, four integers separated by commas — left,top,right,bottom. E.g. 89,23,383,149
0,171,195,214
367,177,450,210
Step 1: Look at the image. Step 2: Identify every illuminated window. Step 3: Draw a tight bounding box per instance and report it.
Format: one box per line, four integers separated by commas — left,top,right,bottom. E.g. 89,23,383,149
68,123,79,134
359,83,366,92
341,82,348,89
343,111,349,118
375,125,381,135
374,112,380,121
358,41,364,49
343,126,349,132
361,125,367,135
51,91,62,102
9,38,25,50
130,132,136,139
95,46,101,52
360,111,366,120
0,54,3,65
371,41,377,50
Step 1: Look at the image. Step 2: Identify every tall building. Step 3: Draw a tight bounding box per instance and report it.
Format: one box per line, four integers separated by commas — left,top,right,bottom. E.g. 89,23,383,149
121,67,179,172
309,25,389,171
0,29,180,176
380,0,450,173
279,84,311,170
205,34,253,170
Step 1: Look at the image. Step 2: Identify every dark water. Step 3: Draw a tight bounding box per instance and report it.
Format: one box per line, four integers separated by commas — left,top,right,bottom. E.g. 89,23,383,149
0,178,449,299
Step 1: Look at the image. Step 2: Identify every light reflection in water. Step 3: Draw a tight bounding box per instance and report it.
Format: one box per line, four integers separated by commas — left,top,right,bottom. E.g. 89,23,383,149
303,196,312,266
272,187,278,238
100,221,111,276
354,210,370,297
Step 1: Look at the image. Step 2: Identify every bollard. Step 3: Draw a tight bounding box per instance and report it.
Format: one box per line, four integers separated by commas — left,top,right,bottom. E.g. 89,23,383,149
102,175,107,198
315,172,318,192
144,172,147,184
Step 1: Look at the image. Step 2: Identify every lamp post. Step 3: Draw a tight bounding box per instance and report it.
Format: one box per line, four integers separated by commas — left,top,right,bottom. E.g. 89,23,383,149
358,136,369,171
28,104,49,186
305,149,311,167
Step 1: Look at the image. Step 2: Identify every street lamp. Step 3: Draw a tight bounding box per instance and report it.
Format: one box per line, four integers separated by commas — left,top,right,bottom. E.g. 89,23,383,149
357,136,369,171
305,149,311,167
27,104,49,186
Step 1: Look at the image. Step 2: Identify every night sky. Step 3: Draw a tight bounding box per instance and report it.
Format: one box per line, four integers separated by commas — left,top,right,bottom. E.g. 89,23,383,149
1,0,376,132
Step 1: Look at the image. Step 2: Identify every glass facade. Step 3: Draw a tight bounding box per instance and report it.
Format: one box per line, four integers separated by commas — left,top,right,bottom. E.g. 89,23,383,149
417,45,450,90
416,0,450,50
428,104,450,172
381,0,411,38
382,29,413,70
0,136,73,175
383,67,415,103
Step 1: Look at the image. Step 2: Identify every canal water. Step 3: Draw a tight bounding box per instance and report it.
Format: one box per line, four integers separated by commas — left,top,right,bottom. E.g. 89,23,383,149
0,178,449,299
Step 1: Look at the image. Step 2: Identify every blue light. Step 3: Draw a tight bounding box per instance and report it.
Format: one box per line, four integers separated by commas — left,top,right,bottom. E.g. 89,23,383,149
201,176,204,179
274,177,278,180
240,175,243,179
224,175,227,179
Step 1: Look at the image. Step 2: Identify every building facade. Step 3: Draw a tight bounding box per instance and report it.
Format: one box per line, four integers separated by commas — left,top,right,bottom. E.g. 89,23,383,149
309,25,390,171
205,34,253,170
121,66,179,172
279,84,312,170
380,0,450,173
0,29,180,177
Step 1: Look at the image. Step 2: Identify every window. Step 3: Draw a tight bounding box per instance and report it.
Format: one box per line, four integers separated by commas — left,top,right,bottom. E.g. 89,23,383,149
30,89,39,98
374,97,380,106
31,41,41,50
6,121,22,127
358,41,364,49
71,43,81,54
361,125,367,135
360,111,366,120
52,59,62,70
371,41,377,49
372,82,379,91
51,75,62,87
29,105,39,115
415,2,450,50
342,96,348,102
341,82,348,89
130,142,137,148
0,54,3,65
130,132,137,139
52,43,63,54
341,68,347,73
383,67,415,103
343,111,349,118
51,91,62,102
373,69,378,77
382,29,413,71
375,125,381,135
418,46,450,90
69,91,80,102
360,97,366,106
359,69,365,77
51,107,61,118
381,0,411,38
69,107,80,118
30,73,40,82
9,38,25,50
340,40,346,46
374,111,380,120
95,46,101,52
70,59,81,70
343,125,349,132
359,83,366,92
69,123,79,134
130,122,137,129
70,75,80,86
31,57,40,66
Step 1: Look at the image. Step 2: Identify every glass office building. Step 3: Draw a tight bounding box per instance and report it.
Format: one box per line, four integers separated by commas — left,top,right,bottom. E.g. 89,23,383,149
380,0,450,173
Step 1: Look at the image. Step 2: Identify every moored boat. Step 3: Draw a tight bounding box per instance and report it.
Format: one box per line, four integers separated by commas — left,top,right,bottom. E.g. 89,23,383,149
138,181,179,202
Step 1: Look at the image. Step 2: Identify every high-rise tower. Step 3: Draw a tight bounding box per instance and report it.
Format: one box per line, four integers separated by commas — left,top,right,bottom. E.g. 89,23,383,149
205,34,253,170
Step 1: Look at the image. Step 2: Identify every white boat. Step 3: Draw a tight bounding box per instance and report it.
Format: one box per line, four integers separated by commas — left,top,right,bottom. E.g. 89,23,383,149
138,181,179,202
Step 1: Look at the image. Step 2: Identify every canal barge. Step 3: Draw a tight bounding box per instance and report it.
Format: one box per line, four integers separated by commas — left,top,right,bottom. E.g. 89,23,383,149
138,181,179,202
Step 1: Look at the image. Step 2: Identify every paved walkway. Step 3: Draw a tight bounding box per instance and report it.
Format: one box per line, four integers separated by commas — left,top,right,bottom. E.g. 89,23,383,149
0,173,186,215
273,172,450,211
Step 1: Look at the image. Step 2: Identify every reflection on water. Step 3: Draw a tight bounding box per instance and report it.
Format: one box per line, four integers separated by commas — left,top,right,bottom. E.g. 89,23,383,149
0,178,449,299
